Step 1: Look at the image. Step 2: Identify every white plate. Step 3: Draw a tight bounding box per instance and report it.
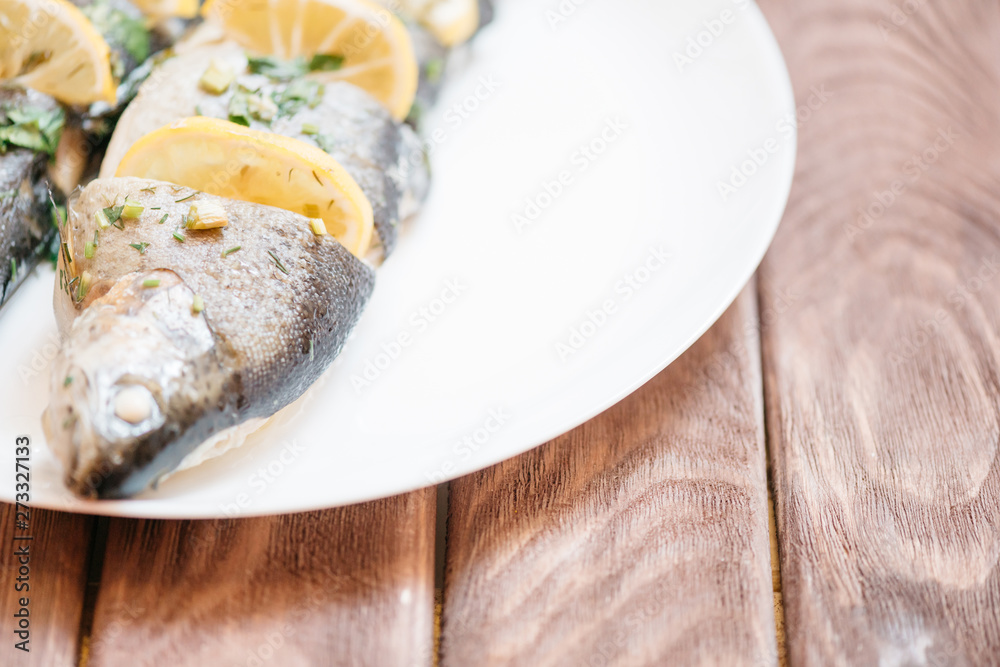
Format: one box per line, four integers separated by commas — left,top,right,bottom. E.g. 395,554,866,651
0,0,795,518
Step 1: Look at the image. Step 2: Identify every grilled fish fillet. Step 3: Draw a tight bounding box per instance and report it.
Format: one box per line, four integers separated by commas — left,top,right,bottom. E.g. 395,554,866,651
100,42,430,259
43,177,375,498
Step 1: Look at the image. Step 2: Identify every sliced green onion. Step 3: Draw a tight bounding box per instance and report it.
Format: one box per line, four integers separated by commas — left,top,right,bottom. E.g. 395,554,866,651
191,294,204,314
172,231,185,242
95,209,110,229
142,278,160,288
200,59,235,94
158,213,168,225
309,218,326,236
223,245,242,257
122,198,144,219
9,258,15,281
302,122,319,135
84,242,96,259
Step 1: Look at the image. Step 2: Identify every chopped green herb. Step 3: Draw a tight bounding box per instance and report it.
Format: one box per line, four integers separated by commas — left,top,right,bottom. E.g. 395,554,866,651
64,376,73,387
223,245,242,257
122,198,144,219
128,242,150,254
150,207,161,210
9,258,15,281
267,250,289,274
93,230,99,246
103,204,124,226
191,294,204,314
309,54,344,72
158,213,168,224
247,55,307,80
425,58,444,83
0,105,65,156
227,91,251,127
61,242,72,266
247,54,344,79
84,242,96,259
302,123,319,135
141,186,156,194
142,278,160,288
80,0,150,64
229,89,279,125
275,79,324,116
172,231,185,242
175,192,197,203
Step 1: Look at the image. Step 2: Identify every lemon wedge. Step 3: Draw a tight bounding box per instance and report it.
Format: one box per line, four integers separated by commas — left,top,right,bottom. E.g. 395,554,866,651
0,0,116,105
115,117,375,258
200,0,418,120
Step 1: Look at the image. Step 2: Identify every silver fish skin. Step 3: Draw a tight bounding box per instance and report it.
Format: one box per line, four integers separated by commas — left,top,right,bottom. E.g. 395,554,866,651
44,177,375,498
100,41,430,258
0,87,60,308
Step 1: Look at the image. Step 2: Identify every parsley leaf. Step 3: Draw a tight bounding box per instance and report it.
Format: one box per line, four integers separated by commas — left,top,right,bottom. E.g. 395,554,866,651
0,105,65,157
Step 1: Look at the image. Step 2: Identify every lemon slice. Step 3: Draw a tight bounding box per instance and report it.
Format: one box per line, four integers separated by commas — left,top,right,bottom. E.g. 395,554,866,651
129,0,199,19
200,0,418,120
390,0,478,47
115,117,375,257
0,0,116,105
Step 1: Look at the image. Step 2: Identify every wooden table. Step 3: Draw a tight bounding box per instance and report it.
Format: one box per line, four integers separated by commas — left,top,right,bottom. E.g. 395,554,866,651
4,1,1000,664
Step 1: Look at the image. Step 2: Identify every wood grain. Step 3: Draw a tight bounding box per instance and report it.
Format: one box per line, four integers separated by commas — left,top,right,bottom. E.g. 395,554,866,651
757,0,1000,664
441,288,777,666
0,505,93,666
86,490,435,667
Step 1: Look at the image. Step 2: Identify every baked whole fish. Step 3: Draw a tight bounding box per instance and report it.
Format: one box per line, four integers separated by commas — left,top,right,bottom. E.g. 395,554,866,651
101,42,430,259
43,177,375,497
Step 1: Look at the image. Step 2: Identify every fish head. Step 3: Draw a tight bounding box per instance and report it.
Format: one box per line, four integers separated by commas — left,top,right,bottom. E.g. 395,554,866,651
43,270,234,498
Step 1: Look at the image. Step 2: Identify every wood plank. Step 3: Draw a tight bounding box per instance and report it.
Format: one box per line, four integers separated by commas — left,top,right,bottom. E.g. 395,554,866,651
0,504,93,666
756,0,1000,664
442,287,776,666
87,490,435,667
